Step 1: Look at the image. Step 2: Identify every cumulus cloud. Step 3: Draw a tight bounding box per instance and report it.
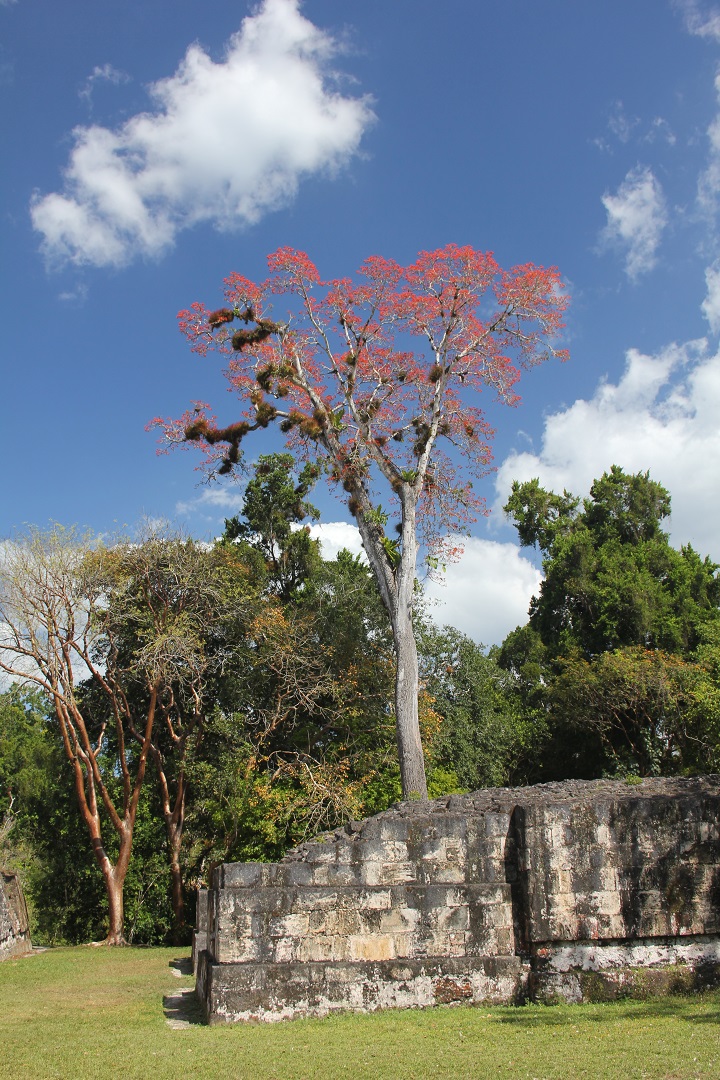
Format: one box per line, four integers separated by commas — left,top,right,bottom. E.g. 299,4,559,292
306,522,539,646
599,165,668,280
424,539,542,646
31,0,375,268
494,339,720,560
306,521,367,563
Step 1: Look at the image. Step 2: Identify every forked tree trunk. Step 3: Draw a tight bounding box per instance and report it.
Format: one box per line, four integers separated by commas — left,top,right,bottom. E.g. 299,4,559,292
93,833,130,945
68,757,129,945
63,690,157,946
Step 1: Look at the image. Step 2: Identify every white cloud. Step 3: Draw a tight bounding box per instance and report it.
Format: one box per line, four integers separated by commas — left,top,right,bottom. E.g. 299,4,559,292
644,117,676,146
31,0,375,268
599,165,668,280
676,0,720,41
79,63,130,105
307,521,366,563
494,339,720,560
175,486,246,517
57,283,88,304
594,108,675,154
607,101,639,145
424,539,542,646
702,262,720,332
698,73,720,219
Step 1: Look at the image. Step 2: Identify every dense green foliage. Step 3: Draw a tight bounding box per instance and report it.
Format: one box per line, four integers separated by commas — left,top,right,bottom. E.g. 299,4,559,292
419,625,546,790
504,466,720,658
3,462,720,945
223,453,322,601
500,467,720,780
0,689,175,943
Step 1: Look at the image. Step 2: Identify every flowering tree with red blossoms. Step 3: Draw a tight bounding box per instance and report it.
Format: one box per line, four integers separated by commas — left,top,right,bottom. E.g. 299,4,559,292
154,245,568,799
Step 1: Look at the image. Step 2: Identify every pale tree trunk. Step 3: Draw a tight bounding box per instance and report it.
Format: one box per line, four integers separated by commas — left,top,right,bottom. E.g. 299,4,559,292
355,497,428,801
392,604,426,798
392,498,427,800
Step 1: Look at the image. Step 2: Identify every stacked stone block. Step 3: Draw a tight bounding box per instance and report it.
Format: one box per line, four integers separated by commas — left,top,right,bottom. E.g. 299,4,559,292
0,870,31,961
196,776,720,1021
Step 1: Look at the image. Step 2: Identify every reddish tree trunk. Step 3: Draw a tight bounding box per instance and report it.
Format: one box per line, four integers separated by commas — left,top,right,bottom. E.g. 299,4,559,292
93,836,130,945
104,871,127,946
168,818,186,945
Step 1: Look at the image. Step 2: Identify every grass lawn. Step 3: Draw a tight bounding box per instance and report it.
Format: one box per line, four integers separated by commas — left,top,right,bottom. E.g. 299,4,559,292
0,947,719,1079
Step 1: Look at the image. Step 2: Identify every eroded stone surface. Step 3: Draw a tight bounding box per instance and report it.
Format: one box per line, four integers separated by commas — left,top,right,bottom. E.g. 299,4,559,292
196,776,720,1021
0,869,31,961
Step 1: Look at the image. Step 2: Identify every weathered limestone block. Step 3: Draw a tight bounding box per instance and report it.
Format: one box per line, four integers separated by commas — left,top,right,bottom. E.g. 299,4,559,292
0,869,31,961
531,936,720,1003
196,776,720,1021
196,953,526,1023
192,888,209,974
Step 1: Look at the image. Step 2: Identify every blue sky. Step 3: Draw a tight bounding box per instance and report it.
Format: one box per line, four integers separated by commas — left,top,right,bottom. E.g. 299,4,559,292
3,0,720,643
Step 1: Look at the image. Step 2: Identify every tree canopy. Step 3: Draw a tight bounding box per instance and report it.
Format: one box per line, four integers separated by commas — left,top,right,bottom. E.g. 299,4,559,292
154,244,568,798
504,466,720,659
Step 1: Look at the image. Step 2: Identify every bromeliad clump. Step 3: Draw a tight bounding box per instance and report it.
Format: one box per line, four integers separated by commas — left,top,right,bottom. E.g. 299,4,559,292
154,244,569,799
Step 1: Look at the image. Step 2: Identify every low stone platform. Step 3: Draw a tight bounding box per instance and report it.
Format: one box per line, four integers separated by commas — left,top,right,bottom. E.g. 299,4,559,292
195,776,720,1022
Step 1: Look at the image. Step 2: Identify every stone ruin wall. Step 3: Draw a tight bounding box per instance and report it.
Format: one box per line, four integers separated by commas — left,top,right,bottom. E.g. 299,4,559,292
0,870,31,961
195,776,720,1023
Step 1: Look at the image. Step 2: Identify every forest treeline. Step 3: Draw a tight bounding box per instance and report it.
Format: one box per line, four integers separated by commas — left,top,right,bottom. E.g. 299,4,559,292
1,459,719,945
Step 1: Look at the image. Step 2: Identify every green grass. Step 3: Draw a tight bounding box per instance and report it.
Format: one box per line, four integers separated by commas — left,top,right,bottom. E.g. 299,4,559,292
1,947,719,1079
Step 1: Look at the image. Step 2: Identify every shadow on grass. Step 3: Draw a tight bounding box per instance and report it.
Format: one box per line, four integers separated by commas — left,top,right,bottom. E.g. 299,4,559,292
163,955,203,1026
491,996,720,1028
162,988,205,1027
169,956,193,976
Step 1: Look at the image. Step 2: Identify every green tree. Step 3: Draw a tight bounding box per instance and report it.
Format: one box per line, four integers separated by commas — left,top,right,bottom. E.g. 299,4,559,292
420,626,547,790
158,245,568,799
504,467,720,659
499,467,720,781
545,646,694,778
82,532,257,943
223,453,322,601
0,527,242,944
185,548,402,876
681,624,720,774
0,688,172,945
0,689,57,833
